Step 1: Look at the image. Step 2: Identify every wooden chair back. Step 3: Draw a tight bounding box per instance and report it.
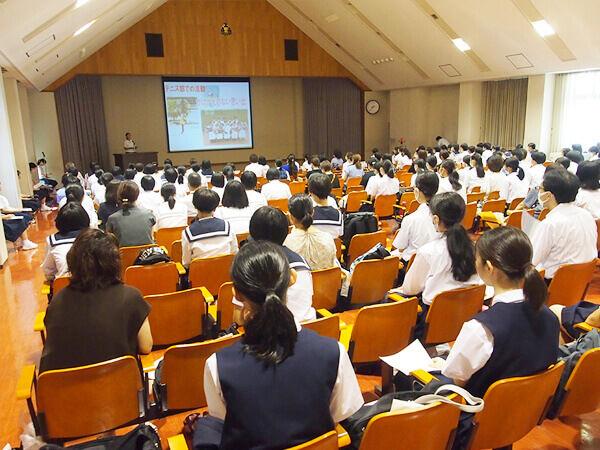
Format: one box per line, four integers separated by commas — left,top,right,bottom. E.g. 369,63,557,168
331,187,343,198
346,230,386,266
346,190,368,213
334,237,342,260
348,256,399,306
360,401,460,450
461,202,477,230
538,208,549,221
36,356,144,440
505,210,523,229
160,335,241,411
145,288,208,346
124,262,180,296
405,253,416,272
217,282,235,329
373,194,397,217
189,253,234,296
289,181,306,196
346,185,364,194
53,276,71,295
267,198,289,213
171,240,183,263
120,244,156,274
187,216,196,226
346,177,361,188
468,362,565,449
481,199,506,213
467,192,484,203
557,348,600,417
400,191,415,205
256,177,267,188
349,297,418,363
311,267,342,310
423,284,486,345
285,430,337,450
155,226,186,250
508,197,525,210
236,231,250,247
398,173,413,187
301,315,341,341
487,190,500,200
407,200,420,215
470,186,481,193
546,259,598,307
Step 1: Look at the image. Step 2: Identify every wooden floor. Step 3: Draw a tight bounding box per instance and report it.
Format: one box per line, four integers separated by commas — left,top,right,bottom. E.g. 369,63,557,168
2,211,600,448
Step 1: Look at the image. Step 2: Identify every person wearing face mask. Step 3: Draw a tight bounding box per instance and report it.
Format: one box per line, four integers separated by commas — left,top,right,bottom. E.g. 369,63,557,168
437,160,467,203
391,172,439,284
531,169,597,283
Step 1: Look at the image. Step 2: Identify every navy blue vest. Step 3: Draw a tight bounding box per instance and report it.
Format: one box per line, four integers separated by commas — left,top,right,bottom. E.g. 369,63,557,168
49,230,81,247
282,246,311,272
184,217,230,243
312,206,343,228
216,329,339,449
466,302,559,398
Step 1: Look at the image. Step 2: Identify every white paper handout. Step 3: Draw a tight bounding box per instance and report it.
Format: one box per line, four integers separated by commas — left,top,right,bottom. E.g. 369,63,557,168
380,339,434,376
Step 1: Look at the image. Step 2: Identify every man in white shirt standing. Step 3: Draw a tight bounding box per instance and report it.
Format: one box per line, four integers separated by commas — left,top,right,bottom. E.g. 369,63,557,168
261,168,292,200
531,169,597,281
124,132,137,153
436,135,450,147
244,154,263,178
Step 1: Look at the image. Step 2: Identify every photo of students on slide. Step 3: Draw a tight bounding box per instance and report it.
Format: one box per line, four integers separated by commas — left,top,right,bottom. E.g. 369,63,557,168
201,109,250,147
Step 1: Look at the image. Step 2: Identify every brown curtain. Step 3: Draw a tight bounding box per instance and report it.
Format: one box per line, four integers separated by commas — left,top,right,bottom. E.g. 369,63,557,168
480,78,528,148
55,75,110,172
303,78,362,158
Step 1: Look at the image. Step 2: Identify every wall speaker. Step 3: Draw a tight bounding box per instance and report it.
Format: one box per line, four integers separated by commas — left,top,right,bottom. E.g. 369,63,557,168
284,39,298,61
145,33,164,58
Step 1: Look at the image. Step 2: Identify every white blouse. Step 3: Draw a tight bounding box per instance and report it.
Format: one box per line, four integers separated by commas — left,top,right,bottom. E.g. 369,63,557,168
214,206,253,236
152,201,188,231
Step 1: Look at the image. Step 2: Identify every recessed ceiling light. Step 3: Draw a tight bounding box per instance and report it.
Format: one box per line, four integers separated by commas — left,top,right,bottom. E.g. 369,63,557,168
74,20,96,37
75,0,90,8
452,38,471,52
532,20,555,37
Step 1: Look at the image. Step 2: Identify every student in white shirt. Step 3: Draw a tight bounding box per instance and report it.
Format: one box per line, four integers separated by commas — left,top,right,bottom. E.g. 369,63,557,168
574,161,600,219
437,160,467,203
123,132,136,153
241,171,268,212
244,154,264,178
137,176,163,212
183,172,203,218
258,155,270,178
467,154,487,193
133,163,145,187
409,159,428,187
93,173,114,206
60,184,98,228
483,155,507,200
500,157,528,205
524,151,546,191
566,150,583,175
210,172,226,201
214,181,253,236
42,202,90,280
308,173,343,239
181,188,238,267
367,160,400,199
152,184,188,232
531,169,598,280
165,167,187,199
261,168,292,200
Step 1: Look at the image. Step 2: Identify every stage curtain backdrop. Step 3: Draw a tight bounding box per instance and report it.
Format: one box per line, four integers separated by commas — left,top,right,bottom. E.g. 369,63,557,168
303,78,362,159
480,77,528,149
54,75,110,171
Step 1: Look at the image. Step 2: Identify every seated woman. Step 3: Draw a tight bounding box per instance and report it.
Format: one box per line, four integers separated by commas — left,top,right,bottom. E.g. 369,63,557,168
152,183,188,232
437,160,467,203
0,181,38,250
63,183,98,228
574,160,600,220
467,153,486,193
500,157,528,205
366,160,400,199
203,240,363,449
106,181,155,247
97,180,121,231
42,202,90,280
39,228,153,373
214,180,253,235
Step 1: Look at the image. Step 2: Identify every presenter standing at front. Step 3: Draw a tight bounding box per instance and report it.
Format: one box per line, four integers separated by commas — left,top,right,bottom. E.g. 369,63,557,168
124,132,137,153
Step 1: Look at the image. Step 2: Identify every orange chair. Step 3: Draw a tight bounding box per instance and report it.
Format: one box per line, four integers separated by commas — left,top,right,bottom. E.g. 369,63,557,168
461,202,477,230
187,216,196,226
538,208,550,221
171,239,183,263
333,237,342,260
285,431,338,450
407,200,420,215
346,230,386,266
397,172,413,187
236,231,250,247
120,244,156,275
596,219,600,253
311,267,342,310
216,281,235,330
331,187,343,198
124,261,183,296
346,256,399,306
481,199,506,213
301,315,341,341
372,194,398,218
487,190,500,200
467,192,484,203
289,181,306,195
346,177,361,188
345,190,368,213
188,253,235,297
345,185,364,194
154,226,186,250
508,197,525,210
546,259,598,306
399,191,416,206
470,186,481,193
267,198,289,213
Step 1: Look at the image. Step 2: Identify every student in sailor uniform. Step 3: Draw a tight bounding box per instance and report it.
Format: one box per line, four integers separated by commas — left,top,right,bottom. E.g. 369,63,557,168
42,202,90,281
202,240,363,449
181,188,238,267
247,206,316,322
308,173,343,239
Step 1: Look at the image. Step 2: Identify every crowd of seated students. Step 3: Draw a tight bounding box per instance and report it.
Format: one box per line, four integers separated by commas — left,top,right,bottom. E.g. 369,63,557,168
29,141,600,449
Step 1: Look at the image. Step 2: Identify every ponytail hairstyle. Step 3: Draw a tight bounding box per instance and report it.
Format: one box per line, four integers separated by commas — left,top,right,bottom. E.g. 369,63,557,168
441,159,462,191
117,180,140,212
287,154,298,177
476,226,547,312
288,193,314,230
161,183,177,209
429,192,476,282
65,183,85,203
382,160,395,178
231,240,297,365
177,166,186,184
504,157,525,180
471,153,485,178
352,154,362,169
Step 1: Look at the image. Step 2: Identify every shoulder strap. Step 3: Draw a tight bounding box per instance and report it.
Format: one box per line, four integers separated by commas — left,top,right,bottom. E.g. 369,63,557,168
414,384,484,413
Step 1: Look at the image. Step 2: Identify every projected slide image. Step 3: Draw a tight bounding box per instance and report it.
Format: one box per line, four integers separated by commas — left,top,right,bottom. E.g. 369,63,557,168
163,78,253,152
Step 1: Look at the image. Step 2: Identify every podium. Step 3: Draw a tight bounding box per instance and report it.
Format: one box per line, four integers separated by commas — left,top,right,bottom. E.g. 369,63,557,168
114,152,158,169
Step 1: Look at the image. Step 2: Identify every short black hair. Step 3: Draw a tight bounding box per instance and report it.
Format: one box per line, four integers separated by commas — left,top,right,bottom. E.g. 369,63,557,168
577,161,600,190
222,180,249,209
141,175,155,191
542,169,580,204
307,173,331,200
415,172,439,199
188,172,202,189
211,172,225,188
56,202,90,233
192,188,220,213
566,150,584,164
110,166,123,177
555,157,571,170
266,167,280,181
124,169,136,180
144,164,155,175
249,206,289,245
241,171,258,190
192,163,201,173
486,155,503,173
531,151,546,165
164,167,178,183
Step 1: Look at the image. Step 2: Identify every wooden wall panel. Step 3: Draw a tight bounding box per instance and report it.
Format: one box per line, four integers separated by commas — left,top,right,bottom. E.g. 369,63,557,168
46,0,367,91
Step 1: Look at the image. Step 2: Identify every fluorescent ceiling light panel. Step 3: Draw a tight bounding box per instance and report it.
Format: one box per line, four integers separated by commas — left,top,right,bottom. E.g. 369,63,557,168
532,20,555,37
452,38,470,52
76,0,91,7
74,20,96,37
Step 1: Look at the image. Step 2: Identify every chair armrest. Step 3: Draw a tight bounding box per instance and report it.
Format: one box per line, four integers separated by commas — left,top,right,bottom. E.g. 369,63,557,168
317,308,333,317
168,434,188,450
387,293,407,302
574,322,595,332
340,272,347,280
34,312,45,332
139,354,155,373
341,244,346,252
361,200,373,205
199,286,215,303
410,369,438,384
336,423,351,448
41,281,51,296
16,365,36,400
175,262,186,276
160,245,169,253
393,204,406,210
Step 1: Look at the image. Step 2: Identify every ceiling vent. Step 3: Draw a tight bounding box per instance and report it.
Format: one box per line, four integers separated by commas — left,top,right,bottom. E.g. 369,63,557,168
439,64,461,77
506,53,533,69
